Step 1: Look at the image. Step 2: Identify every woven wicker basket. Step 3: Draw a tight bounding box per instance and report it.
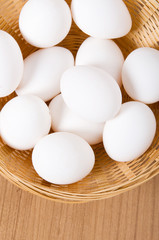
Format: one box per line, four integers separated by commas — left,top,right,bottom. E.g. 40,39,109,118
0,0,158,203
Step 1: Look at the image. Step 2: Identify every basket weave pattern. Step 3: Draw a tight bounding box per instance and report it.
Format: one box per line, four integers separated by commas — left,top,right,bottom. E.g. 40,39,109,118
0,0,158,203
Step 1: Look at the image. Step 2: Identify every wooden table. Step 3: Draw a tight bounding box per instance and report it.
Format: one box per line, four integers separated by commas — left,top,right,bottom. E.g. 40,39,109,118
0,174,158,240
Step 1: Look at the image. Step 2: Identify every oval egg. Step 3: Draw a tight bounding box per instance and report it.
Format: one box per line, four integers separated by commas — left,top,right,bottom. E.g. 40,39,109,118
0,95,51,150
122,47,159,104
16,47,74,102
49,94,104,145
71,0,132,39
61,66,122,123
32,132,95,185
76,37,124,86
0,30,23,97
103,101,156,162
19,0,72,48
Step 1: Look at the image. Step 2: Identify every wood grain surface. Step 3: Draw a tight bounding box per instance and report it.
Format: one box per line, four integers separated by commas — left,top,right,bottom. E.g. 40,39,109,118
0,174,158,240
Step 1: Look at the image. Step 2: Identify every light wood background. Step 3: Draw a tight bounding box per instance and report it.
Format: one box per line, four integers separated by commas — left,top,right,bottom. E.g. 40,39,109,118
0,174,158,240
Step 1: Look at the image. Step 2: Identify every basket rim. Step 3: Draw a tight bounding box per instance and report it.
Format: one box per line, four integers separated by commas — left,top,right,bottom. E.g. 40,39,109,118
0,159,159,204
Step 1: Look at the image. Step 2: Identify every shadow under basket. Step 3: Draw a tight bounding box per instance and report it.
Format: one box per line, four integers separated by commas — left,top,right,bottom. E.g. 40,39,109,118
0,0,159,203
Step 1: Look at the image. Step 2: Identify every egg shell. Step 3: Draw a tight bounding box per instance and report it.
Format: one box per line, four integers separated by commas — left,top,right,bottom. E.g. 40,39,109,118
103,101,156,162
76,37,124,86
32,132,95,185
16,47,74,102
61,66,122,123
122,47,159,104
71,0,132,39
0,30,23,97
0,95,51,150
49,94,104,145
19,0,72,48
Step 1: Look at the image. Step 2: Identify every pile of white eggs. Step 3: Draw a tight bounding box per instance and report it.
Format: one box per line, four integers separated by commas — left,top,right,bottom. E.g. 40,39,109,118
0,0,158,185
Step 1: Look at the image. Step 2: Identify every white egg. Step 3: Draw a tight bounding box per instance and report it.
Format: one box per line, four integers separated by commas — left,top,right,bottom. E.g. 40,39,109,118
103,101,156,162
71,0,132,39
32,132,95,185
122,48,159,104
0,95,51,150
0,30,23,97
76,37,124,86
19,0,72,48
61,66,122,123
16,47,74,102
49,94,104,145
